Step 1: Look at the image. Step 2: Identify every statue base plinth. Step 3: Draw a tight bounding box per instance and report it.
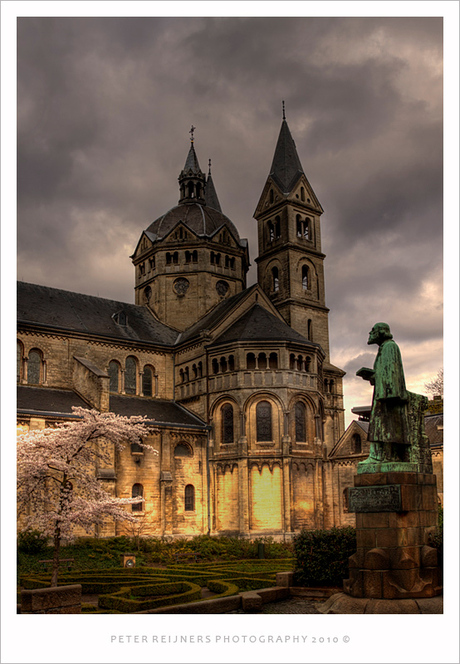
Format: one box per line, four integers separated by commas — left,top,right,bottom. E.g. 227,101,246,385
318,592,442,614
344,472,442,601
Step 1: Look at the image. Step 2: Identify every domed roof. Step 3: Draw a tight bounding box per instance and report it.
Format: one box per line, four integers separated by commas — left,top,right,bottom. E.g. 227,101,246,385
146,202,241,242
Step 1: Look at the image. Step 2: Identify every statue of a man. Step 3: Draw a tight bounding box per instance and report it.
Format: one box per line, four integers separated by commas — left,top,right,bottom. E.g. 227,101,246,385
357,322,409,465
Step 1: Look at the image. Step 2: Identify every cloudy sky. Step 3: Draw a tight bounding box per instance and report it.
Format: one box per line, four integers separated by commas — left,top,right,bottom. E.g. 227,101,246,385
14,14,448,423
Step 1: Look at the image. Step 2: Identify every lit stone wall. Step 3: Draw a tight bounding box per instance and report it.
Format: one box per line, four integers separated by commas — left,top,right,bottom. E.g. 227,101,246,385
216,465,239,531
250,464,283,531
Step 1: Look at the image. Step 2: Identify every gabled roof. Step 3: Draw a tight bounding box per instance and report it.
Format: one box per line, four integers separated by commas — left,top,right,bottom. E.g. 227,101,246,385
17,282,178,346
176,285,258,345
209,303,319,347
269,119,304,194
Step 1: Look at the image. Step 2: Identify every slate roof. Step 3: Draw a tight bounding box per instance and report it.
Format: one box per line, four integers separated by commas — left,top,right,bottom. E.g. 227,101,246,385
424,413,443,447
208,303,319,347
146,202,241,243
17,282,178,346
182,143,202,174
17,386,90,417
270,119,305,193
109,395,208,430
205,172,222,212
176,285,258,345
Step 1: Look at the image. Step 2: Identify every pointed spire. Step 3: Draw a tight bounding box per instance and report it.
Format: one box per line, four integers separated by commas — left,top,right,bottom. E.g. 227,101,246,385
269,117,304,194
178,126,206,204
205,159,222,212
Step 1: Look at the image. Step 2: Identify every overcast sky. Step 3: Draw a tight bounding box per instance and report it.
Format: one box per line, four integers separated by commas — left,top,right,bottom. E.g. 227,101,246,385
15,15,446,423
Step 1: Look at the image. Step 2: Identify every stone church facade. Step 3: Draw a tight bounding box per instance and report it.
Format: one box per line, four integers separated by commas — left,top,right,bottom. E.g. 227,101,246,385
18,116,354,539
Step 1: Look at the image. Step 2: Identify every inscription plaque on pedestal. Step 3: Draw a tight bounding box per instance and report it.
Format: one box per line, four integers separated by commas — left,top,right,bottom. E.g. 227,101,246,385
348,484,401,513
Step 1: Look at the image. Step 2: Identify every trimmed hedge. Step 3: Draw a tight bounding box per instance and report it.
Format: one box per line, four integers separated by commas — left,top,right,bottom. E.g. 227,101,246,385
293,527,356,587
98,581,202,612
20,559,295,613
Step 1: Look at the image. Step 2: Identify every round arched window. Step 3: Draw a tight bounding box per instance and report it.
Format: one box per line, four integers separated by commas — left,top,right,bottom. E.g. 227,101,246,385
173,277,190,296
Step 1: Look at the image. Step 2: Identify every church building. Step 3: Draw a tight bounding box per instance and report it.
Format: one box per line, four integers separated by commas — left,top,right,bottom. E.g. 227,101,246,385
17,114,348,538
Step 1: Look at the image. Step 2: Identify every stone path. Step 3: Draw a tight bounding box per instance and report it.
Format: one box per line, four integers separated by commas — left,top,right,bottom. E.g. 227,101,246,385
231,597,322,614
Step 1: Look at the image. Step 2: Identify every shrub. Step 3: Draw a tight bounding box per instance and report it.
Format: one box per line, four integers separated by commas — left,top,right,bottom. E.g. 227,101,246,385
17,529,49,555
293,527,356,587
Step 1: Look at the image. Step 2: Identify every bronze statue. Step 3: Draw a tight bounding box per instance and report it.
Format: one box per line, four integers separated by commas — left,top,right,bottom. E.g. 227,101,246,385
356,322,432,473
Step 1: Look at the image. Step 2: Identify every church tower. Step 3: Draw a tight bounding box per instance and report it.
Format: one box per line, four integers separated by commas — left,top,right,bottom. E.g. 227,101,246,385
254,108,331,360
131,129,249,331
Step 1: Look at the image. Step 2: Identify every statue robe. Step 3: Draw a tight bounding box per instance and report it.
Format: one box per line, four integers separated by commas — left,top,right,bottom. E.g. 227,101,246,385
368,338,409,445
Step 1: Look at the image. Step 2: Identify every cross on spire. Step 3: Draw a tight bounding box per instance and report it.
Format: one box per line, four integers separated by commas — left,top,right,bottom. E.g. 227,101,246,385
282,100,286,120
189,125,196,143
208,158,212,175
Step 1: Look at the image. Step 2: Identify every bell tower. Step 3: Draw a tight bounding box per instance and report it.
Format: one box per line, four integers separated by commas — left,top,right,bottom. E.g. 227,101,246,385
254,106,331,360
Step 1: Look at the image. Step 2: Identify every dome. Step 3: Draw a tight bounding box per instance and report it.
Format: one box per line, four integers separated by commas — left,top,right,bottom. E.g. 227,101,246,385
146,202,241,243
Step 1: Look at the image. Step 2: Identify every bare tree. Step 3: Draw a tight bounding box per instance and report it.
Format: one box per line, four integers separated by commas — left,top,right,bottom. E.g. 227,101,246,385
424,368,443,397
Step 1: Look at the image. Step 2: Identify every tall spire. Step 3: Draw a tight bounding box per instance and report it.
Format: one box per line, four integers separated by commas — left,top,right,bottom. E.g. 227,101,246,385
269,117,304,194
205,159,222,212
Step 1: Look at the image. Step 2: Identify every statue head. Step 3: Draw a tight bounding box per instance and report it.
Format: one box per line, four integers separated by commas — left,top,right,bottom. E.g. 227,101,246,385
367,322,393,346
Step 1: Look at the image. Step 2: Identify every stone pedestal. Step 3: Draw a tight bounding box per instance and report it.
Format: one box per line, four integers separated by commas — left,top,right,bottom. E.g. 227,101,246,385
344,472,441,601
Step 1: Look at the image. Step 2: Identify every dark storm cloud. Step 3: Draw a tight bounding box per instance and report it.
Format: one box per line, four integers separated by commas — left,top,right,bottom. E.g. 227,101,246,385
16,16,444,420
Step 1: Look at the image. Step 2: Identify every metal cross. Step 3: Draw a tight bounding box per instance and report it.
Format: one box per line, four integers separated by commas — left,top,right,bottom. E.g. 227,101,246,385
189,125,196,142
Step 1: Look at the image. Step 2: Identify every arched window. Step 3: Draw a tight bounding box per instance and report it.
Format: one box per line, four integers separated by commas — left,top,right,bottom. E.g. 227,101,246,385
302,265,309,290
192,250,198,262
198,361,203,378
256,401,272,442
108,361,121,393
305,356,311,372
132,484,144,512
17,340,24,383
222,403,234,444
301,187,305,202
258,352,268,370
179,368,184,383
131,440,143,454
268,221,274,242
289,354,296,370
185,250,191,263
272,267,279,292
295,402,306,442
270,189,274,204
27,349,43,385
269,352,278,370
142,366,154,396
166,253,172,265
212,358,219,375
175,443,193,457
173,252,179,264
274,216,281,238
125,357,137,394
296,214,302,237
352,434,362,454
246,353,256,371
184,367,189,382
228,355,235,371
297,355,303,371
307,319,313,341
185,484,195,511
220,357,228,373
